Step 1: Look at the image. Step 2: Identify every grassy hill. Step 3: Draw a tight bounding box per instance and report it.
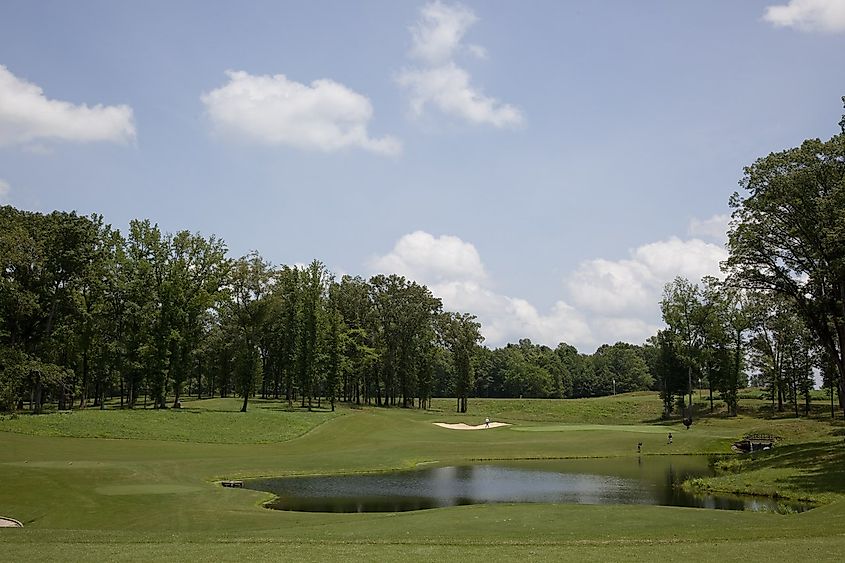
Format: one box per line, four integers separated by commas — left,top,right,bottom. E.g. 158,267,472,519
1,392,844,561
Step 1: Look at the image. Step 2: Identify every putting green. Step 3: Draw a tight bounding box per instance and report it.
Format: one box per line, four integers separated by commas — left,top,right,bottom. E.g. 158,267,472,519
512,424,681,434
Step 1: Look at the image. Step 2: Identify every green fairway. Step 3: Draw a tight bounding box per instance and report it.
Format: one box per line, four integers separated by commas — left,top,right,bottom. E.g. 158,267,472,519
513,423,684,433
0,398,340,443
2,394,844,561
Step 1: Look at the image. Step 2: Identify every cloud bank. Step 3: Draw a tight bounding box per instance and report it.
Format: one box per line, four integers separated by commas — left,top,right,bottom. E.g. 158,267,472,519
0,65,136,147
763,0,845,32
370,218,728,351
397,1,523,128
0,178,9,202
370,231,590,347
202,70,401,156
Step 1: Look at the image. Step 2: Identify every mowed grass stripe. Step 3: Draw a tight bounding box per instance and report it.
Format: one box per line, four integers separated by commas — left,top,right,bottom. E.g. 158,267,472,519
512,424,682,433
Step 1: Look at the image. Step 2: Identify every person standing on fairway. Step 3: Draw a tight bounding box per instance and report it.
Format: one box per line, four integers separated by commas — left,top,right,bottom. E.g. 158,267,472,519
485,417,490,428
668,433,673,445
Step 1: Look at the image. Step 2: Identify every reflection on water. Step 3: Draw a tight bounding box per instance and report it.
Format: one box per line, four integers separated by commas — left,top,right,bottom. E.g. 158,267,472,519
245,457,811,514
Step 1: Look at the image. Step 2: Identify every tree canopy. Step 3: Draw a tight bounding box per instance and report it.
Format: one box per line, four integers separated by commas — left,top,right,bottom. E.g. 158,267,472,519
726,108,845,414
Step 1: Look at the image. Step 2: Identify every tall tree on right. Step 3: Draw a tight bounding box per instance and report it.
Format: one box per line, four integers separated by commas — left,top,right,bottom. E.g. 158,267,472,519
726,101,845,415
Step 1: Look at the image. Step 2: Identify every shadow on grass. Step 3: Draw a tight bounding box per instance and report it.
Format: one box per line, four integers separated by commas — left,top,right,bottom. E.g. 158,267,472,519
643,403,727,425
781,446,845,496
257,404,334,413
739,441,845,496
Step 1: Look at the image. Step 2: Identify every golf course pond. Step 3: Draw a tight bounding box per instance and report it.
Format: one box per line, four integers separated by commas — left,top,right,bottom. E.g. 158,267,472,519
245,456,812,514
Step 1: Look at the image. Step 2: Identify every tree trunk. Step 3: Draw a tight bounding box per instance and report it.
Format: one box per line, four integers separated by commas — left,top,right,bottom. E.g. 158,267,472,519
731,331,742,417
770,382,774,413
260,356,267,399
33,374,43,414
708,381,713,413
80,349,89,409
839,377,845,418
687,366,693,421
836,289,845,416
837,356,845,417
196,358,203,400
93,379,101,408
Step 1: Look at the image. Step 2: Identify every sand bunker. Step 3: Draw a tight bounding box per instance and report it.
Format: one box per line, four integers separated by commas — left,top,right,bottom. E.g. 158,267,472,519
0,517,22,528
433,422,510,430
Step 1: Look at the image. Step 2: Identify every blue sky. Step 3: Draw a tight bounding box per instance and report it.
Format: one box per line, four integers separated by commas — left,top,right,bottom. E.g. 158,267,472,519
1,0,844,351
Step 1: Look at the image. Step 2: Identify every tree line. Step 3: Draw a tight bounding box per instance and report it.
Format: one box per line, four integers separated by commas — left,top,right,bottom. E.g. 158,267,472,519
0,208,483,413
0,204,659,414
2,100,843,417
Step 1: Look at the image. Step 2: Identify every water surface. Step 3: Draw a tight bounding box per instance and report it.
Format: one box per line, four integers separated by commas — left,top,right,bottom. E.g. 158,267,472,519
246,457,808,513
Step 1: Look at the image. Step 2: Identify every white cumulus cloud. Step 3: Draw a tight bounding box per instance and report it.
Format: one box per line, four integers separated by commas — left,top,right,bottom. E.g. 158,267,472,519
370,231,592,349
370,231,487,284
688,213,730,242
633,237,727,281
0,65,136,147
567,236,728,318
567,258,656,316
202,70,401,156
763,0,845,32
370,223,728,351
397,1,523,128
409,0,477,65
0,178,9,202
398,64,523,128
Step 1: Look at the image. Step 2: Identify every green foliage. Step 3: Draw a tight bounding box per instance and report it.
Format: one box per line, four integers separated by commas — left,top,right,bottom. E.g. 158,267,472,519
650,330,687,418
661,276,755,418
472,340,653,401
440,312,483,412
368,274,442,408
748,293,817,416
727,117,845,415
590,342,653,394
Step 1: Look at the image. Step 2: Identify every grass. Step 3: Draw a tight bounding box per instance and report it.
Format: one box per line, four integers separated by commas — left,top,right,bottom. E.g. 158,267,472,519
428,393,666,424
0,397,339,443
1,392,844,561
687,434,845,504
